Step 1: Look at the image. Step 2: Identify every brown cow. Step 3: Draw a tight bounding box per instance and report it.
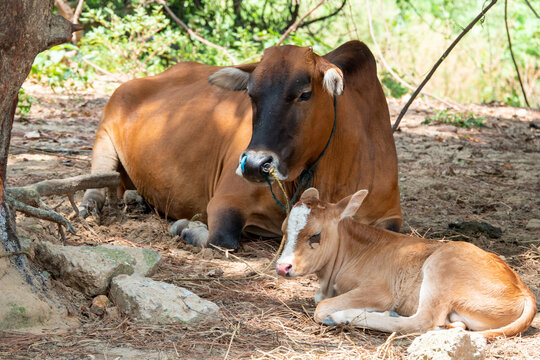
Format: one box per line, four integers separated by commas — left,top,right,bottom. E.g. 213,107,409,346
81,41,401,249
276,188,537,338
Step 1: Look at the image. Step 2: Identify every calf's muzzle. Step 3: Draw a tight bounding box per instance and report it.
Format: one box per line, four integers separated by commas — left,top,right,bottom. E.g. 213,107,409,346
276,263,292,277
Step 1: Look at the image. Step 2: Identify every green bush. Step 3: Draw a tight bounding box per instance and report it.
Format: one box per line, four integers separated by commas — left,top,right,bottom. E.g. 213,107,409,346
423,110,486,128
16,88,37,116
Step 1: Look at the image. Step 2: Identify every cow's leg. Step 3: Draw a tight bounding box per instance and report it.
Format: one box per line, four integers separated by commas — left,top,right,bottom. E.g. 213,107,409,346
80,130,120,217
375,217,401,233
181,199,245,250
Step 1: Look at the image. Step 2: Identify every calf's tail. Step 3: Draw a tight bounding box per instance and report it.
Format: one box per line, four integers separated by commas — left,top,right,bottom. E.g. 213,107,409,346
479,294,537,339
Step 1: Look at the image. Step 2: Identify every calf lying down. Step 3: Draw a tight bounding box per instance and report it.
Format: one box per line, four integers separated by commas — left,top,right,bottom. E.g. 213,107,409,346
276,188,536,338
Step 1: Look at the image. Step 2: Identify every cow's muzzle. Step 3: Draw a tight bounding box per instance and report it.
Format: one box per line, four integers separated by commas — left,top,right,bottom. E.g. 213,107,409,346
236,150,287,183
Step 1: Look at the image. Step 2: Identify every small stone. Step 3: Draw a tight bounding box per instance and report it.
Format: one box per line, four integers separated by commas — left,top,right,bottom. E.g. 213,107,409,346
24,130,40,139
525,219,540,230
90,295,110,315
104,306,120,321
408,328,486,360
110,275,220,325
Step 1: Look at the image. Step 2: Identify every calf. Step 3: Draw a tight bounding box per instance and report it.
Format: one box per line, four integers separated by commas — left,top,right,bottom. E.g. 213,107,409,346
276,188,536,338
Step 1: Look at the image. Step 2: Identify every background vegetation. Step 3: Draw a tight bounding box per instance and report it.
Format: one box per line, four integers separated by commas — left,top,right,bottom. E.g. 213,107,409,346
24,0,539,108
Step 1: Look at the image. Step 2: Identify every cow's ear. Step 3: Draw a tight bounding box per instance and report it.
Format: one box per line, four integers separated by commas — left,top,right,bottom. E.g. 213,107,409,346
300,187,319,201
316,57,344,96
208,62,257,91
338,190,368,220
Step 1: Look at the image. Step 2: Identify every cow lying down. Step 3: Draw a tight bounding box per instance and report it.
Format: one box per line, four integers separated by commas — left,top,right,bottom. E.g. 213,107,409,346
276,188,536,338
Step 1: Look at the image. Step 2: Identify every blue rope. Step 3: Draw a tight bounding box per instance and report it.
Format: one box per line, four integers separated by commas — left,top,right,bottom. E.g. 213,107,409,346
267,95,338,211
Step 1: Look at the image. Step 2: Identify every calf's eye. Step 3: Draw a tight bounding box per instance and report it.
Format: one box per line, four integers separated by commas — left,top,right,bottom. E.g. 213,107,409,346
308,232,321,248
298,91,312,102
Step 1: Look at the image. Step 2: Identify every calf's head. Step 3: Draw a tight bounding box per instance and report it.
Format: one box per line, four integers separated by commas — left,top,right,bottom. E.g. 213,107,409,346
276,188,368,278
209,45,344,183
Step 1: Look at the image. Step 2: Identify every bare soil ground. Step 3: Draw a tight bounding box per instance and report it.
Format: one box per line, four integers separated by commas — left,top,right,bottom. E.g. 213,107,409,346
1,79,539,359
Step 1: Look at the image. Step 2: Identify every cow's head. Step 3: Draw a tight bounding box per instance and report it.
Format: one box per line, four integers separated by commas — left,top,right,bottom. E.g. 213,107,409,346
209,45,344,183
275,188,368,278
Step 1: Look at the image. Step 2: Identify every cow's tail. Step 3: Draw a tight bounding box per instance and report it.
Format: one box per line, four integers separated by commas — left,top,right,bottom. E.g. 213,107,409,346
478,293,537,339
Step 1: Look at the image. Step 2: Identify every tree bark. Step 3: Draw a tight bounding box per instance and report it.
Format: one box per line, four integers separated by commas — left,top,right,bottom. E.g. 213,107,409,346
0,0,79,283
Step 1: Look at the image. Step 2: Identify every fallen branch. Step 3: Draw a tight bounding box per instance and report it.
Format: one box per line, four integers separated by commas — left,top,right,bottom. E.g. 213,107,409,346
392,0,499,132
366,0,462,112
6,172,119,243
505,0,530,107
156,0,237,64
276,0,328,46
7,195,76,234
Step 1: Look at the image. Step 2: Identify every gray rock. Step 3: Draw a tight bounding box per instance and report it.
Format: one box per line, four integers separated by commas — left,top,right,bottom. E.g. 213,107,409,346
100,245,161,276
408,328,487,360
35,242,161,296
526,219,540,230
110,275,220,324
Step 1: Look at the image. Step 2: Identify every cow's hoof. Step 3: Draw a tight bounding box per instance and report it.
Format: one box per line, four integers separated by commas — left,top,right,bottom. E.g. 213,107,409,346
170,219,190,236
181,224,209,248
209,234,239,250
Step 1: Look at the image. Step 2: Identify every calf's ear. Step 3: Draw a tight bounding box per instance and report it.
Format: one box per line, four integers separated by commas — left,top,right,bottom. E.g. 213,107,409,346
316,57,344,96
300,187,319,201
208,63,257,91
338,190,368,220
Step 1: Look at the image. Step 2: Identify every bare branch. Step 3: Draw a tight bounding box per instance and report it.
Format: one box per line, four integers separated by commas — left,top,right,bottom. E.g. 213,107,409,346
7,172,120,199
366,0,462,112
276,0,328,46
155,0,238,64
73,0,85,22
523,0,540,18
7,195,76,234
392,0,499,132
505,0,530,107
299,0,347,28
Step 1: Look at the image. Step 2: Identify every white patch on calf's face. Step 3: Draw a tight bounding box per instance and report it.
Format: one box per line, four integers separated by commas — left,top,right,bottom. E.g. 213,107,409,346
278,204,311,264
323,68,344,96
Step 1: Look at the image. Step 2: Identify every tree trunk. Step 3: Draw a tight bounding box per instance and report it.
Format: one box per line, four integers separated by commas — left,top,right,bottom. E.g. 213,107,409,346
0,0,79,330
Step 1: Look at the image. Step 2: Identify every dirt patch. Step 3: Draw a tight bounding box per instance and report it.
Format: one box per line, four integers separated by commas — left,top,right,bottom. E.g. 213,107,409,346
1,81,539,359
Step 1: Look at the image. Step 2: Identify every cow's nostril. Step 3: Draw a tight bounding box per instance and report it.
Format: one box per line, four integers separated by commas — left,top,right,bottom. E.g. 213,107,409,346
261,162,272,174
260,156,273,175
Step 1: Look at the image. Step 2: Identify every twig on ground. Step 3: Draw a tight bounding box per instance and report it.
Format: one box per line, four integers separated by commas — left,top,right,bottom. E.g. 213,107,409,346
156,0,237,64
392,0,499,132
366,0,462,112
7,195,76,234
276,0,328,46
6,172,119,242
505,0,530,107
223,322,239,360
0,250,33,259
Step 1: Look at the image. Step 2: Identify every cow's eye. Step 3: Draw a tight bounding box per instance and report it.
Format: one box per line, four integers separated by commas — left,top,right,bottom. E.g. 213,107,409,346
298,91,312,102
308,232,321,248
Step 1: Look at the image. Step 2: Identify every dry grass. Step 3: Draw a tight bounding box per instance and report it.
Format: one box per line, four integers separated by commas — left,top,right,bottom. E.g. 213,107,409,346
2,84,539,359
